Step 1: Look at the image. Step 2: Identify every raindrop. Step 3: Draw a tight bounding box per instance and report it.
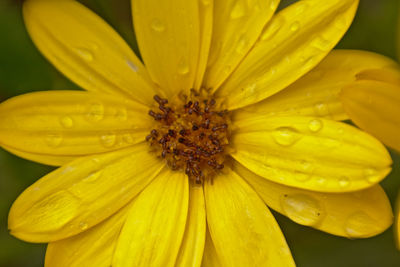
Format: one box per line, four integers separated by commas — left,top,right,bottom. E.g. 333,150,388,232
311,36,331,51
290,21,300,32
74,47,94,62
313,102,329,116
86,102,105,122
344,212,378,238
100,133,117,148
273,127,301,146
79,221,89,231
281,194,323,226
45,133,63,148
364,168,380,184
338,176,350,188
308,119,323,132
150,19,166,32
177,58,190,75
60,116,74,129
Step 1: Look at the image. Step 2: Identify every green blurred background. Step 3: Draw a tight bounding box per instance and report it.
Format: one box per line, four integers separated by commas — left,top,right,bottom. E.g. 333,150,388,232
1,0,400,266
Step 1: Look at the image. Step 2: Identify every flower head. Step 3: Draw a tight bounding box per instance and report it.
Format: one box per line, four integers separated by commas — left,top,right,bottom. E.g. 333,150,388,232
0,0,396,266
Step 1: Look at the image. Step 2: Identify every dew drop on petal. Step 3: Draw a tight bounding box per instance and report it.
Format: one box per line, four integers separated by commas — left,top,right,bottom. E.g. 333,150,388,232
122,133,134,144
290,21,300,32
311,36,331,51
45,133,63,148
313,102,329,116
273,127,301,146
60,116,74,129
177,58,190,75
260,17,283,41
150,19,166,32
115,108,128,121
345,212,379,238
281,194,323,226
100,133,116,148
308,119,323,132
127,60,139,72
364,168,380,184
338,176,350,188
74,47,94,62
86,102,105,122
79,221,89,231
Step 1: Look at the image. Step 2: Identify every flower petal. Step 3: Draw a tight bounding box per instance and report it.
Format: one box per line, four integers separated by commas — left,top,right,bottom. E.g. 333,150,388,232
235,50,398,121
132,0,200,96
176,182,206,267
234,162,393,238
8,144,163,242
194,0,213,90
203,0,279,90
45,202,132,267
0,91,150,157
204,168,295,267
23,0,157,104
201,229,222,267
395,192,400,250
217,0,359,110
2,144,75,166
113,168,189,267
341,80,400,152
232,115,392,192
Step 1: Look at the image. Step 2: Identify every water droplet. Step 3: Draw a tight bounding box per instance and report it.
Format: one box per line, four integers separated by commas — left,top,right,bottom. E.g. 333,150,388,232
86,102,104,122
236,36,248,54
273,127,301,146
281,194,323,226
100,133,116,148
230,1,246,19
290,21,300,32
79,221,88,230
308,119,323,132
338,176,350,188
83,170,102,183
345,212,379,238
295,160,314,181
260,17,283,41
311,36,331,51
313,102,329,116
74,48,94,62
127,60,139,72
115,108,128,121
60,116,74,129
45,134,63,147
150,19,166,32
177,58,190,75
364,168,380,184
316,177,327,185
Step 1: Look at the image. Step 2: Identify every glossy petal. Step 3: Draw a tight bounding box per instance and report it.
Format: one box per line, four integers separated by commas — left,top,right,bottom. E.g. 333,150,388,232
8,144,163,242
2,145,75,166
194,0,213,90
0,91,150,157
395,192,400,250
232,115,392,192
201,229,222,267
45,202,132,267
132,0,200,96
204,0,279,90
235,50,398,121
235,162,393,238
218,0,359,110
23,0,157,104
113,168,189,267
176,182,206,267
204,168,295,267
341,80,400,152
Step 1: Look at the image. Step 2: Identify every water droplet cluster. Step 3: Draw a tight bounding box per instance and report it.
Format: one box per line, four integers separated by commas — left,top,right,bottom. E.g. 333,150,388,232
146,90,230,184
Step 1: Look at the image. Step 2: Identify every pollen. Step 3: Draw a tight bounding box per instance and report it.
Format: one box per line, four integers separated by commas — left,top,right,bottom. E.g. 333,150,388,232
146,89,230,184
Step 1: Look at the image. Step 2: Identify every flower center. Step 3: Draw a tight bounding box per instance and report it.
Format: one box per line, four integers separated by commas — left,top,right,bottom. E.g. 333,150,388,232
146,90,230,184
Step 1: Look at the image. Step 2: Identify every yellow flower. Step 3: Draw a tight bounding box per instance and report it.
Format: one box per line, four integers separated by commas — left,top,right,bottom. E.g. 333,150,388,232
0,0,396,266
340,14,400,250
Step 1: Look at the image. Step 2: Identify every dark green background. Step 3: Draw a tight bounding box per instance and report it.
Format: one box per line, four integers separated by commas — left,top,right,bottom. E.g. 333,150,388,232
1,0,400,266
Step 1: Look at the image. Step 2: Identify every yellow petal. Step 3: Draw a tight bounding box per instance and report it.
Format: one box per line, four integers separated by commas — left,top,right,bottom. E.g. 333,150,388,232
175,182,206,267
0,91,150,156
204,168,295,267
232,115,392,192
235,49,398,121
217,0,359,110
45,202,132,267
132,0,200,96
113,168,189,267
395,192,400,250
234,162,393,238
194,0,213,90
341,80,400,152
204,0,279,90
2,144,75,166
23,0,157,105
8,144,163,242
201,229,222,267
